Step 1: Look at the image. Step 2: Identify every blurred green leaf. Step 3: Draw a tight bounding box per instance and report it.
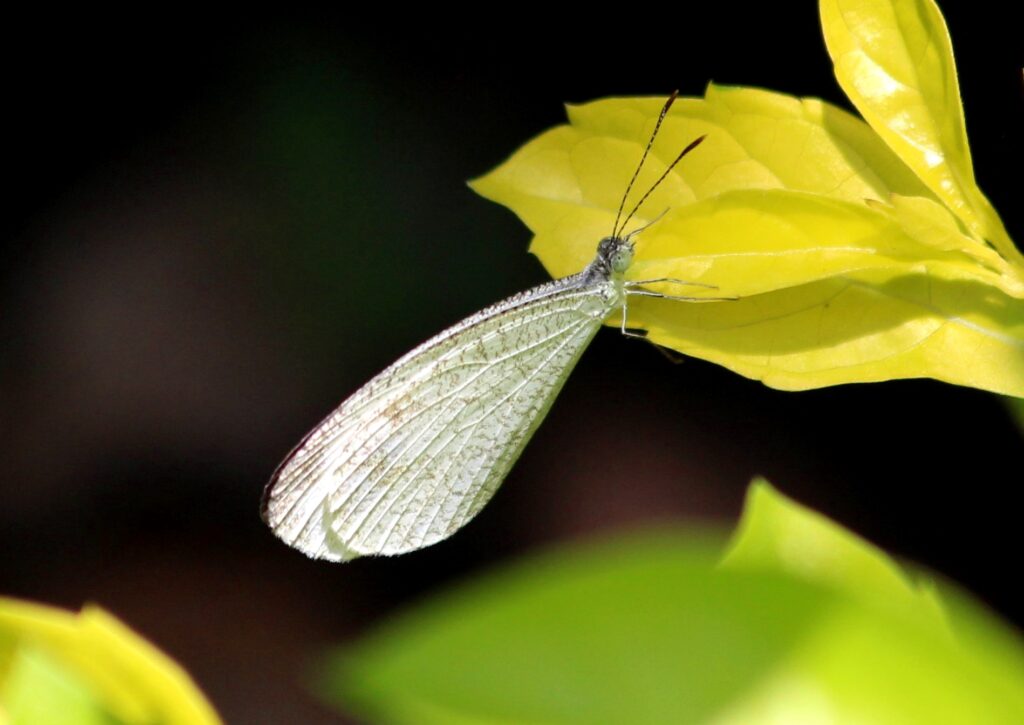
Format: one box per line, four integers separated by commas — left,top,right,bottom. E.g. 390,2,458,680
322,484,1024,724
0,598,221,725
721,479,948,631
1005,395,1024,435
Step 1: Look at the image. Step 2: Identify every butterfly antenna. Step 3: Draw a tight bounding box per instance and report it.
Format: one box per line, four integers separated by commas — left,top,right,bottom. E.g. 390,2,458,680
618,134,706,236
612,90,679,240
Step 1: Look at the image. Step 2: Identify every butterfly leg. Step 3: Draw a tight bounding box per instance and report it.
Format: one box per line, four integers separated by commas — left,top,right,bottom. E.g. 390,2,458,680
622,282,737,303
619,299,648,339
626,289,735,302
625,277,719,290
618,297,689,362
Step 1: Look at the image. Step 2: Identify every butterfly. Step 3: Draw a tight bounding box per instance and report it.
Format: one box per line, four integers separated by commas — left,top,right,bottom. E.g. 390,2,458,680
261,92,714,561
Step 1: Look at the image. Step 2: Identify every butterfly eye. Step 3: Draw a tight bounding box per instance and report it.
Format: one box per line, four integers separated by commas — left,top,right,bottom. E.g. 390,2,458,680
611,245,634,274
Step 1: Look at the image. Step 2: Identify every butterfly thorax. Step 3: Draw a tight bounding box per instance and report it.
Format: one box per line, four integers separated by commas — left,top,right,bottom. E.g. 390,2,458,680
585,235,634,278
577,234,633,308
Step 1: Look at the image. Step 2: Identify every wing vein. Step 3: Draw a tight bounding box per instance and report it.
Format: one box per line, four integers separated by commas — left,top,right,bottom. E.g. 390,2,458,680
272,297,598,533
408,318,596,549
344,310,596,549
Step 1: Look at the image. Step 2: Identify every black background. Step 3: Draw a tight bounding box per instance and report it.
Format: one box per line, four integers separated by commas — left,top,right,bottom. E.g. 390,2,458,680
2,5,1022,722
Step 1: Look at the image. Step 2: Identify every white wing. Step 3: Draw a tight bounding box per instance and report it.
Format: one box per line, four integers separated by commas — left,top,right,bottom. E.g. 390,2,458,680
261,275,616,561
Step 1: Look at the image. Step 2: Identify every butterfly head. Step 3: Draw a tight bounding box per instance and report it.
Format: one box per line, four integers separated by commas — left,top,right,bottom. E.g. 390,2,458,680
595,235,635,278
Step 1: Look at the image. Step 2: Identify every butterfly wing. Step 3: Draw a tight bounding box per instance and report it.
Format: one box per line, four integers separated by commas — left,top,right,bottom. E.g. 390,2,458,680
262,276,616,560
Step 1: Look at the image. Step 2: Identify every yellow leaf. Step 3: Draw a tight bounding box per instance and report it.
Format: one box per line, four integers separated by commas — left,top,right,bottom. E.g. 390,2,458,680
473,85,938,277
472,91,1024,395
635,270,1024,395
628,190,1014,298
874,194,1024,294
568,84,933,201
0,597,221,725
819,0,1021,264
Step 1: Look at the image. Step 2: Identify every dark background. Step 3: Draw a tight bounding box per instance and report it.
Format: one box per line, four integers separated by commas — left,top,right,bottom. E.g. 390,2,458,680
2,6,1022,723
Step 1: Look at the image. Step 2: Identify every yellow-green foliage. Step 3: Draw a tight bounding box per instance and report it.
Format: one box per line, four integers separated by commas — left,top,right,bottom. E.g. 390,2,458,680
325,481,1024,724
0,599,220,725
473,0,1024,396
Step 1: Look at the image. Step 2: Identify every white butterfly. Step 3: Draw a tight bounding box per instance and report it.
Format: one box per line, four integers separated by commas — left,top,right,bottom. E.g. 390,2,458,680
262,94,712,561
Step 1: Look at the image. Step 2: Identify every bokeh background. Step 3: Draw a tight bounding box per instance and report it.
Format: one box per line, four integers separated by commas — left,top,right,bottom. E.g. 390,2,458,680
2,6,1022,722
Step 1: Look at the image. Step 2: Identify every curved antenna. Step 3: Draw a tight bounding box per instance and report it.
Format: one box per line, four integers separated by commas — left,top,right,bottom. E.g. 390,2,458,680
624,207,669,240
612,90,679,240
617,134,707,239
